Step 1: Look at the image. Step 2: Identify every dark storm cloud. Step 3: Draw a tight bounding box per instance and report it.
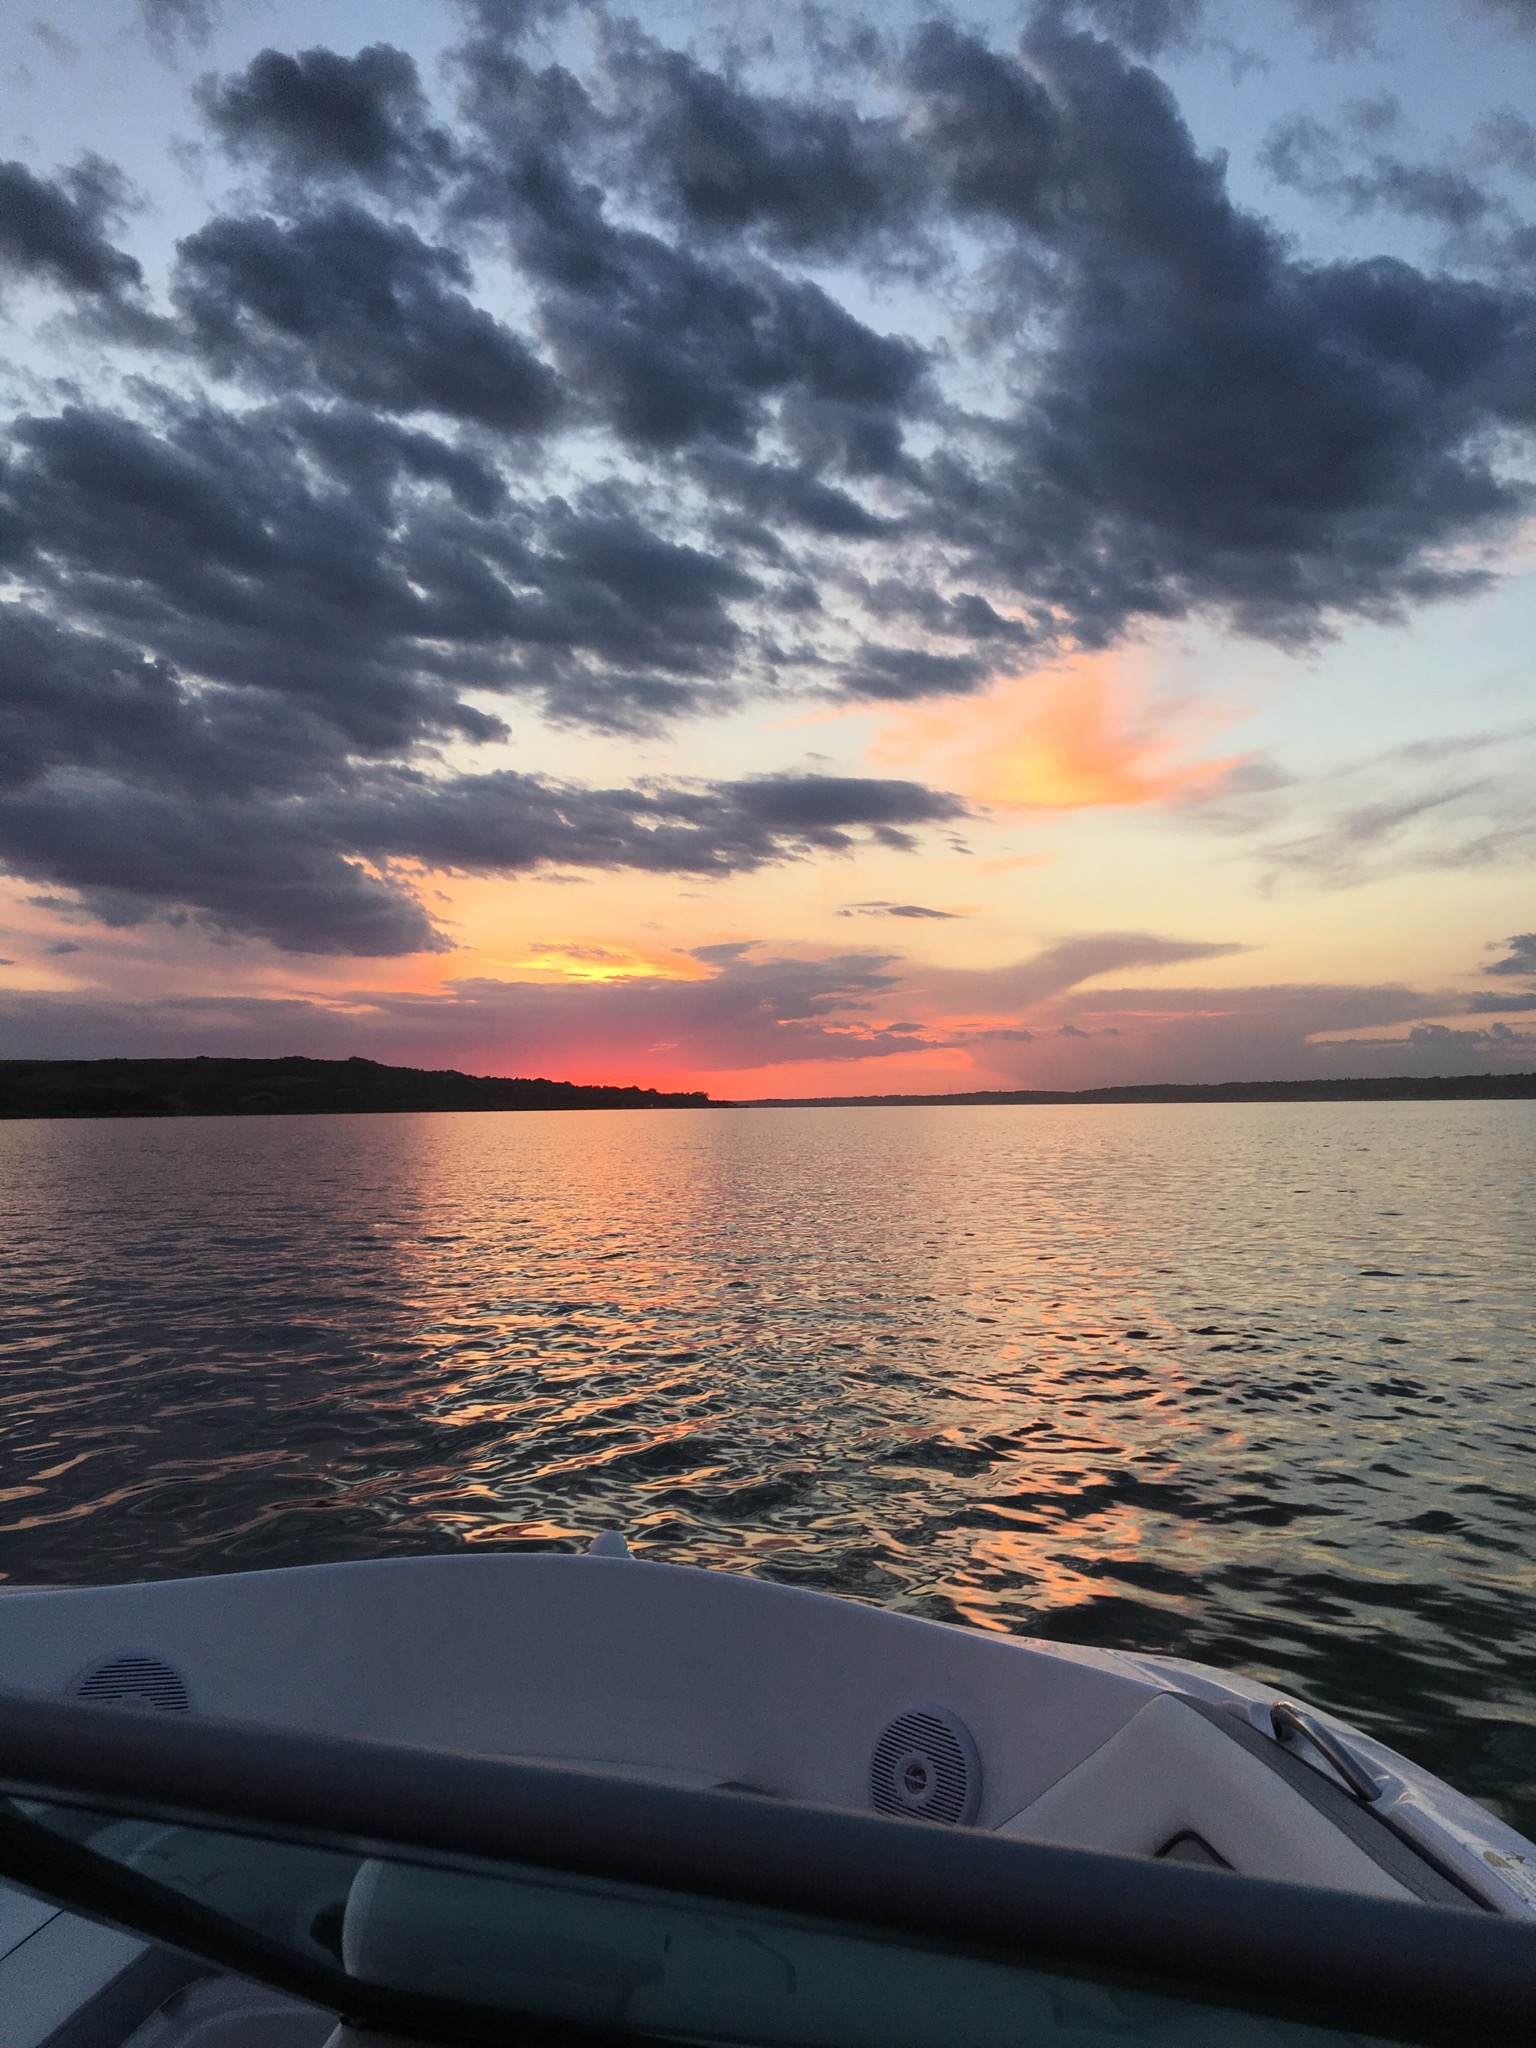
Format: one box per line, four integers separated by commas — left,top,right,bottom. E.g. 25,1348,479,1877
899,19,1063,227
690,452,891,538
448,7,1536,648
720,773,963,850
2,401,499,751
181,13,1536,656
196,45,455,192
0,594,963,951
531,237,929,455
174,208,560,431
0,157,142,297
0,775,451,956
0,608,289,793
325,769,962,881
6,5,1536,962
439,29,932,460
906,20,1536,643
854,580,1037,648
0,765,958,957
0,395,759,739
837,645,997,701
599,27,919,255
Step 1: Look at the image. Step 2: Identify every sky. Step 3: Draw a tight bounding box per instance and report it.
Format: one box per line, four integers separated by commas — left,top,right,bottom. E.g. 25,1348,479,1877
0,0,1533,1097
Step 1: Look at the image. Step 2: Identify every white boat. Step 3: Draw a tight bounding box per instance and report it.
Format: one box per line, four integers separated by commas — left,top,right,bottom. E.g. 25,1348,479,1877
0,1543,1532,2046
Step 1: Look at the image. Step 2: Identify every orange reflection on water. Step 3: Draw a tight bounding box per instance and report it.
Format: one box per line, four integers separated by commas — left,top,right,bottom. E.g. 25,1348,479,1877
908,1207,1238,1639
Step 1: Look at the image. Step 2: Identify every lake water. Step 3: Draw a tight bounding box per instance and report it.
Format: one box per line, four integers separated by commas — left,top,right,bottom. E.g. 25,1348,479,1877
1,1102,1533,1832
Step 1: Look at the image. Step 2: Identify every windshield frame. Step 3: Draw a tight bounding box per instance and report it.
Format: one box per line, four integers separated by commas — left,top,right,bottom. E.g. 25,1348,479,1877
0,1685,1531,2048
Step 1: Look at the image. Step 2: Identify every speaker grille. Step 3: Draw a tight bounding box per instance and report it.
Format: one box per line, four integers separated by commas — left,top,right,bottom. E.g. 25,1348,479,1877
870,1707,980,1826
72,1652,191,1714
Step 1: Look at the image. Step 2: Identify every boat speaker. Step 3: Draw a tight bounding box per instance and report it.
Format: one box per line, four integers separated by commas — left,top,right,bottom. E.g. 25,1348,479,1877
869,1706,981,1826
71,1651,191,1713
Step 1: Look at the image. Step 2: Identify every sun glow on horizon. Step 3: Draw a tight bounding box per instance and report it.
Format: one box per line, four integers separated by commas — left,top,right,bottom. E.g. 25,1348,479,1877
492,942,711,985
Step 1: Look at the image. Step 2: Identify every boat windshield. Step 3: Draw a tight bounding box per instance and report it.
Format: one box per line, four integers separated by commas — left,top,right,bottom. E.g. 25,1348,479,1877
0,1794,1424,2048
0,1690,1530,2048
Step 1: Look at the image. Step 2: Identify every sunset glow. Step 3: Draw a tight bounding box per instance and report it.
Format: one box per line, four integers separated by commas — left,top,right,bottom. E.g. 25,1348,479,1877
0,1,1532,1092
873,658,1246,813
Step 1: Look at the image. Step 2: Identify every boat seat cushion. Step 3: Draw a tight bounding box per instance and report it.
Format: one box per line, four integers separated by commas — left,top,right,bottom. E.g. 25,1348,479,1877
994,1692,1413,1899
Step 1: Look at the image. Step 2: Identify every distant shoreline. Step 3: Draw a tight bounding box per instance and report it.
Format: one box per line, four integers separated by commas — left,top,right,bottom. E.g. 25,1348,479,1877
0,1057,707,1120
725,1075,1536,1106
0,1055,1532,1118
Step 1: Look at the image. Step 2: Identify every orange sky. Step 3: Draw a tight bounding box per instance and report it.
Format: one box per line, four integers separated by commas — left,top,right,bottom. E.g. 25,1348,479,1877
2,559,1533,1093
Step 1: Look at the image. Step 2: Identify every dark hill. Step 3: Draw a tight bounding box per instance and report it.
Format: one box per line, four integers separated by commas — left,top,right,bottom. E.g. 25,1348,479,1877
1,1058,1529,1119
0,1057,710,1119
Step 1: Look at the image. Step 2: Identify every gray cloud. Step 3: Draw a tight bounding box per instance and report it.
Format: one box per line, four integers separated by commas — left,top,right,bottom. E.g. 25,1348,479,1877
1281,0,1536,56
1399,1019,1535,1053
0,398,754,740
1479,931,1536,980
174,207,561,431
536,243,928,458
946,19,1536,645
0,157,142,297
1259,95,1536,279
0,598,965,954
1286,0,1383,57
0,928,1188,1072
1465,991,1536,1011
138,0,218,56
1262,112,1503,234
1056,2,1207,57
977,976,1536,1084
910,932,1249,1010
836,644,998,703
1473,1,1536,31
1478,107,1536,179
837,901,964,919
196,44,455,193
28,23,82,65
1190,729,1536,888
603,25,922,257
5,6,1536,960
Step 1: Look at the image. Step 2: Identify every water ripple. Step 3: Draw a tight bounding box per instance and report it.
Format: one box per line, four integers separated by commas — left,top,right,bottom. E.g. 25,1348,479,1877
0,1102,1533,1829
